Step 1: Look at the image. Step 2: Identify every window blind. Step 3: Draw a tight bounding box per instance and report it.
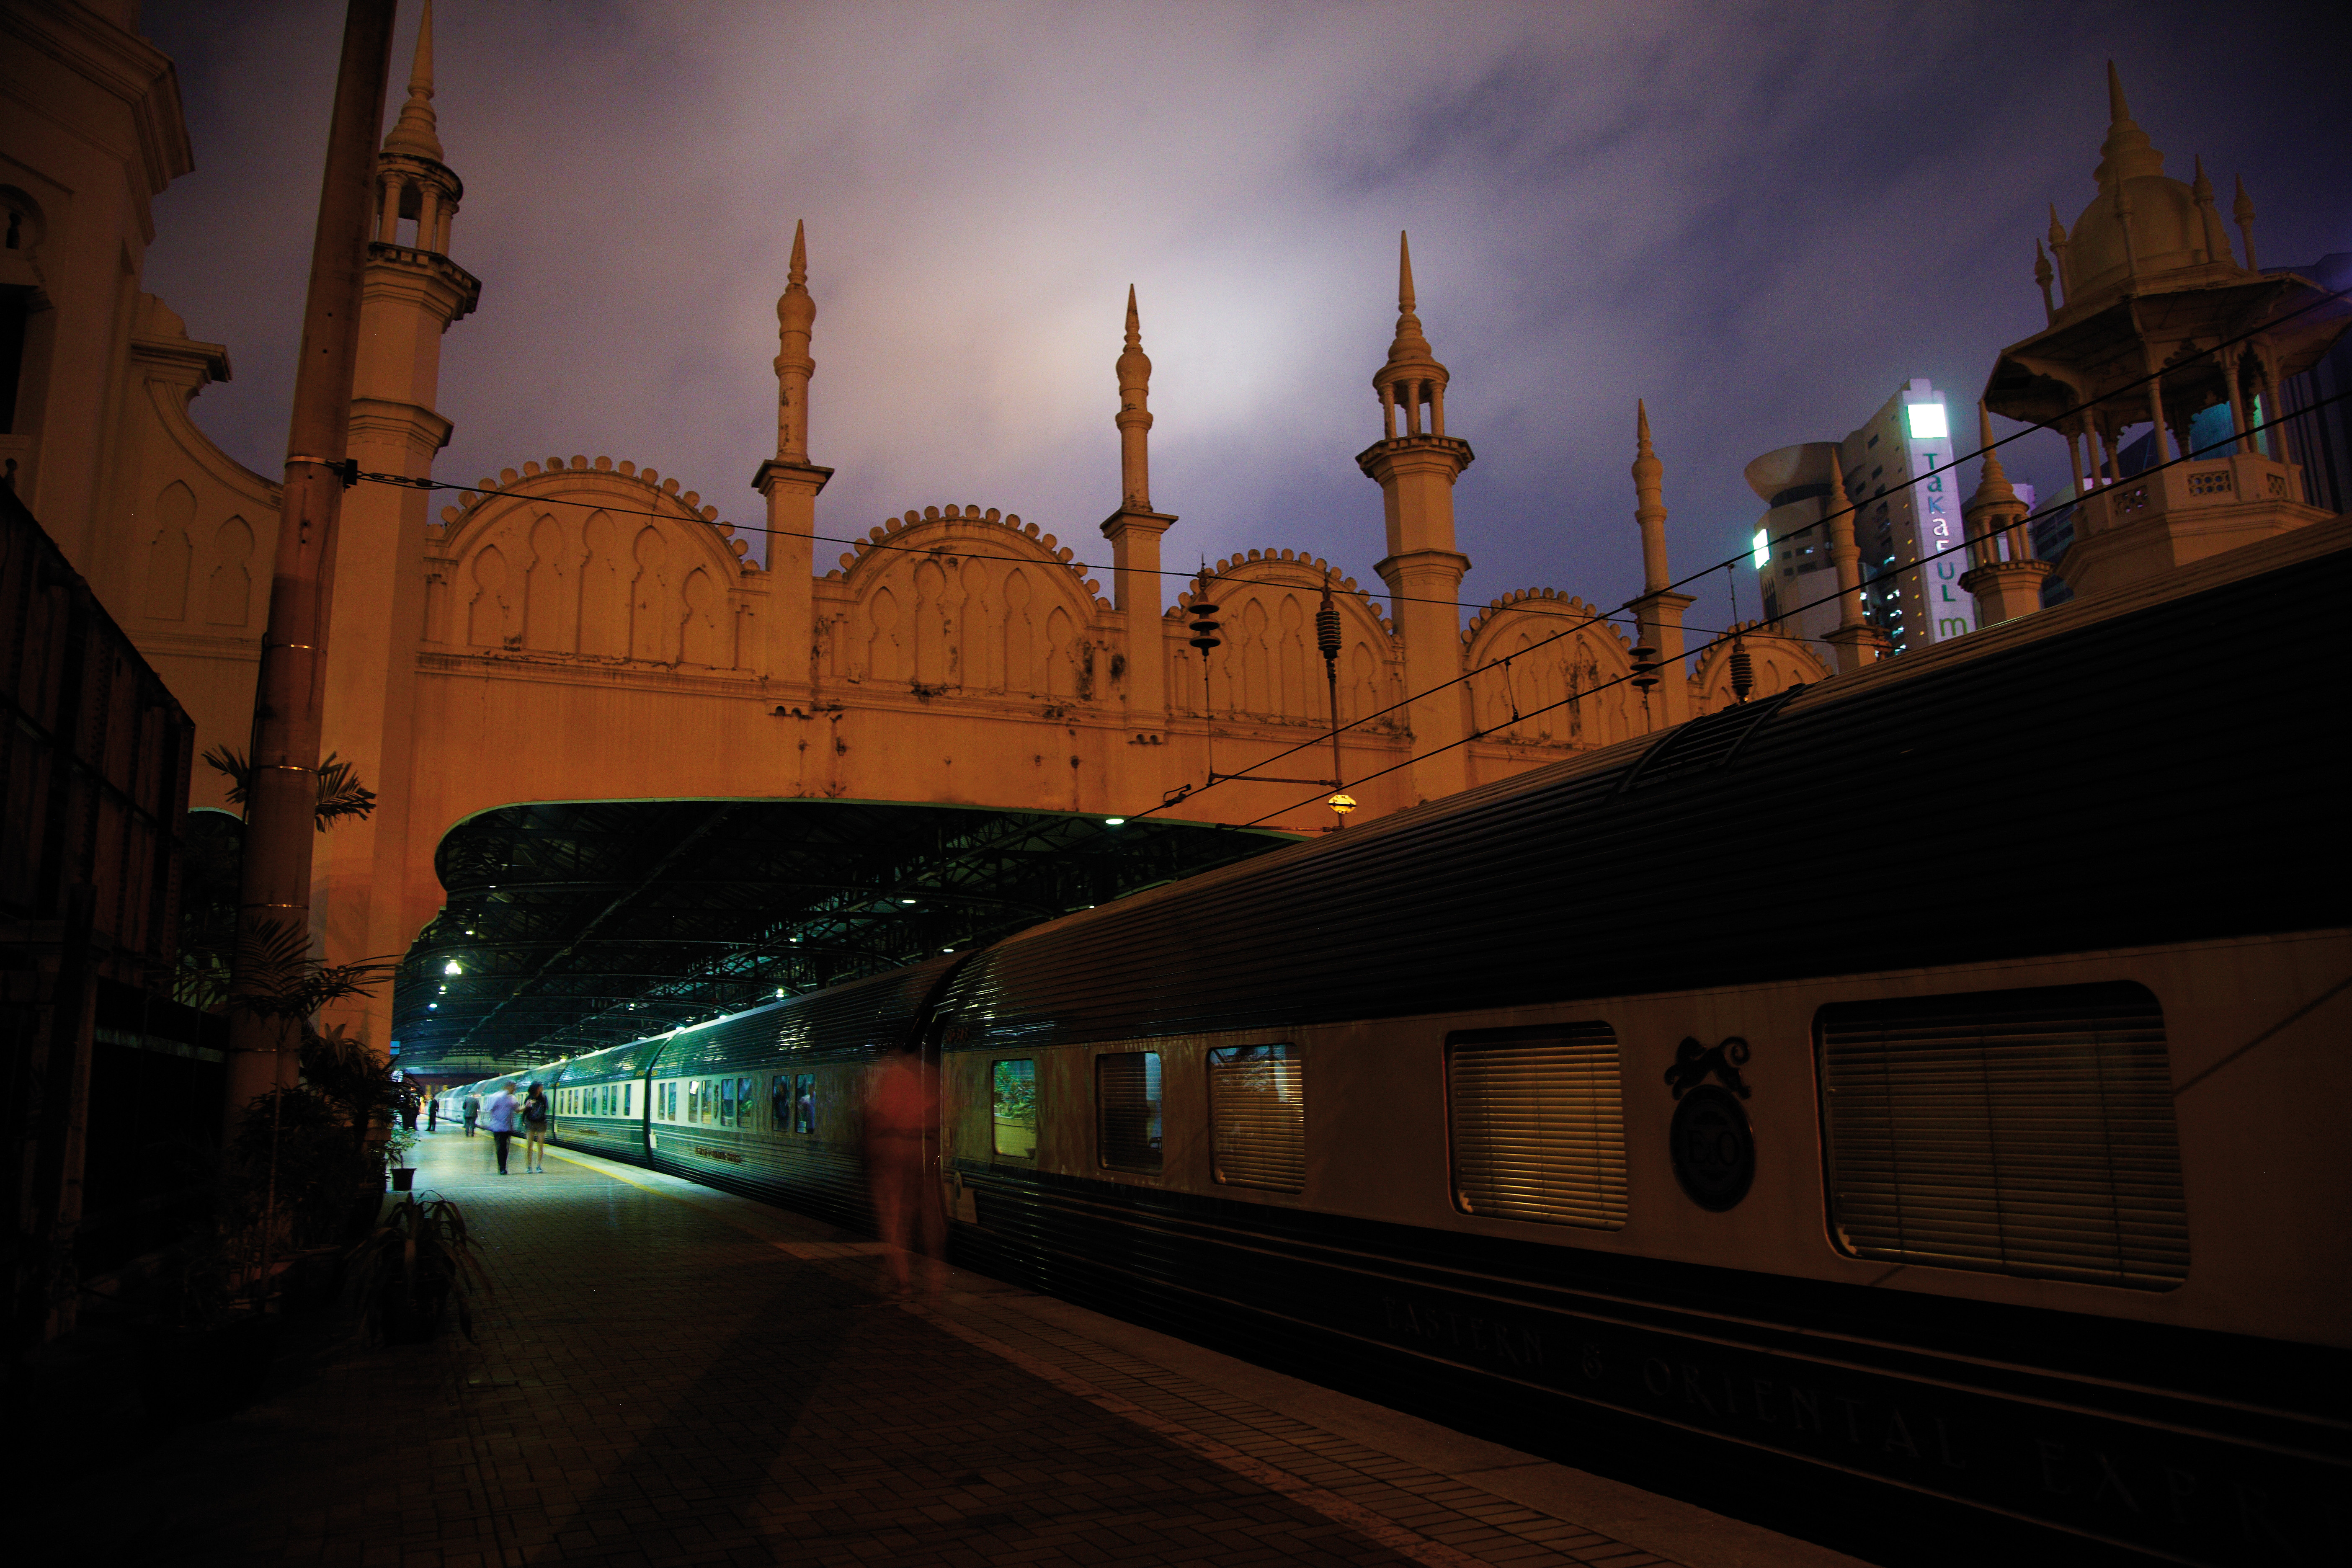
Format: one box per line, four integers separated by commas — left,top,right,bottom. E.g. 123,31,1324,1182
1096,1052,1163,1172
1448,1023,1626,1229
1209,1044,1304,1191
1818,982,2187,1290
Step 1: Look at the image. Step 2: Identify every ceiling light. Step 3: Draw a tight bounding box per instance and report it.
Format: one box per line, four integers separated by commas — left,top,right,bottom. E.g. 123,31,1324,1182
1104,816,1125,826
900,898,917,905
444,960,462,975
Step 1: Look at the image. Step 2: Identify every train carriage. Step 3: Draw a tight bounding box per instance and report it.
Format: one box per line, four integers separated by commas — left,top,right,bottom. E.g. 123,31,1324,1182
544,1040,647,1166
477,516,2346,1566
926,517,2349,1567
642,958,955,1230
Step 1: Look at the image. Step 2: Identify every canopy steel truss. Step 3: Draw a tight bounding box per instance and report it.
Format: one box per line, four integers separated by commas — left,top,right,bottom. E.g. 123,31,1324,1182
389,801,1289,1070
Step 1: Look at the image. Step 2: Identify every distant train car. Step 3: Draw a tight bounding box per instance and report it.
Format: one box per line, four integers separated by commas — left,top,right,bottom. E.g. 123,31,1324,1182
515,519,2347,1566
545,1039,650,1166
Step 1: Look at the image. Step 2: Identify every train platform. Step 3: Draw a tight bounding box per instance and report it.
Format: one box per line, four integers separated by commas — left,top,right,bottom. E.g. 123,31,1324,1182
94,1125,1874,1568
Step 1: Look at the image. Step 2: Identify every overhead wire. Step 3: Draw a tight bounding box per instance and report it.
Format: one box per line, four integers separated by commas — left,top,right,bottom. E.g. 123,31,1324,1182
1224,381,2352,830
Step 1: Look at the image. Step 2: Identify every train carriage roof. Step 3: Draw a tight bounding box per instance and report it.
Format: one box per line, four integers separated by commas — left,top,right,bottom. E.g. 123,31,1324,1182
936,517,2352,1050
547,1037,654,1086
653,954,959,1077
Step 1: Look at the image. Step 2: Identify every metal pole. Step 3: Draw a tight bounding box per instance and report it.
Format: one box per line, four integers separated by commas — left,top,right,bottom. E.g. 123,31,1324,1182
222,0,400,1134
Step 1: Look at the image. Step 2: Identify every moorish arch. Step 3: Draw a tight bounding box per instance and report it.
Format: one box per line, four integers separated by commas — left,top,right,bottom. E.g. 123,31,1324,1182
1461,589,1640,750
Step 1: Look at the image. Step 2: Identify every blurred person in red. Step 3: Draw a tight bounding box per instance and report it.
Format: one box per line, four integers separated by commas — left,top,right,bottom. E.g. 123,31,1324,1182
864,1051,942,1297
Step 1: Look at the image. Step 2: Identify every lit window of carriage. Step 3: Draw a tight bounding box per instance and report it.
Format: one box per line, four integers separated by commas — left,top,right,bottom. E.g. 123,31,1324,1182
1447,1023,1626,1230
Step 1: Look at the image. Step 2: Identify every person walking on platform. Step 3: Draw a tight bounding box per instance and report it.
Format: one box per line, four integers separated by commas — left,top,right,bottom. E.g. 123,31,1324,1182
426,1095,439,1134
484,1082,520,1175
521,1082,550,1173
462,1090,481,1138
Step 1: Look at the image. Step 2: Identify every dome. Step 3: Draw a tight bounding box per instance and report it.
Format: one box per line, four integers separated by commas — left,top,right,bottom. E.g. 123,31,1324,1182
2059,64,2239,304
2067,173,2211,295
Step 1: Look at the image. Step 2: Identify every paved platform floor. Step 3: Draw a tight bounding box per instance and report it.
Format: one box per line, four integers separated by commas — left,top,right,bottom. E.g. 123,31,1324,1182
121,1125,1874,1567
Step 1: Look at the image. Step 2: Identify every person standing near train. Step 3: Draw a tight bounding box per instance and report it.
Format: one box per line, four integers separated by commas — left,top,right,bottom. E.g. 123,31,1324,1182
864,1052,942,1297
483,1081,520,1175
521,1082,550,1173
462,1089,481,1138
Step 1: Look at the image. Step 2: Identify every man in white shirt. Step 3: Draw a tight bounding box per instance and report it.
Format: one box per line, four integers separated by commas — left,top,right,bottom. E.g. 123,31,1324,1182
483,1082,521,1175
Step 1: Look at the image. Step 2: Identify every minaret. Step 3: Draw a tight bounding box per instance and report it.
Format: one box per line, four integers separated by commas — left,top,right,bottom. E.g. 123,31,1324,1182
320,0,482,1057
1822,444,1888,673
1628,400,1692,729
753,219,832,694
1958,403,2053,627
1099,286,1174,727
1356,232,1474,802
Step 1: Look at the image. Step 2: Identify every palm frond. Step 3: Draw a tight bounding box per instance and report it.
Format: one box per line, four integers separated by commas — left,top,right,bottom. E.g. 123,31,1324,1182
201,746,376,830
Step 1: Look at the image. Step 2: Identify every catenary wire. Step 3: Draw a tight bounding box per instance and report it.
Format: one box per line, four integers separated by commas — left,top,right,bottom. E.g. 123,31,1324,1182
1219,383,2352,830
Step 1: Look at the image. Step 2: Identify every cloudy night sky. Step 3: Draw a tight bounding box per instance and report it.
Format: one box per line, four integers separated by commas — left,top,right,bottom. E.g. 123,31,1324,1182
139,0,2349,639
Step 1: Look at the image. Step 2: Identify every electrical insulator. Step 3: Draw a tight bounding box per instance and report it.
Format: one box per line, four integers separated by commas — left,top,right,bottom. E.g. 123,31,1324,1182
1188,590,1220,655
1729,638,1754,704
1315,605,1341,663
1630,642,1660,691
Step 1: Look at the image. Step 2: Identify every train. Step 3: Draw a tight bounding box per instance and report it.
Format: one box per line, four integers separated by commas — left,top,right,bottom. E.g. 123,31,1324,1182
449,516,2350,1568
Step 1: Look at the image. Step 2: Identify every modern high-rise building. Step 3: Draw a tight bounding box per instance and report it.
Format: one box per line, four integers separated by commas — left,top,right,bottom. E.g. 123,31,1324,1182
1750,377,1983,658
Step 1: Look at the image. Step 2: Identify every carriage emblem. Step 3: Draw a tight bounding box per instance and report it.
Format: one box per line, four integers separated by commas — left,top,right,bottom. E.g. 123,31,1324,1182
1665,1036,1756,1212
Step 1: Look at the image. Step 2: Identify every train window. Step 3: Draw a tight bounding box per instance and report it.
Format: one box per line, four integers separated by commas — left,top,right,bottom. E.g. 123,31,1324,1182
720,1077,738,1126
624,1083,634,1118
1096,1052,1162,1172
738,1077,754,1130
1208,1044,1303,1191
1817,982,2187,1289
992,1060,1037,1158
1447,1024,1627,1230
794,1073,815,1135
686,1081,701,1122
771,1073,792,1132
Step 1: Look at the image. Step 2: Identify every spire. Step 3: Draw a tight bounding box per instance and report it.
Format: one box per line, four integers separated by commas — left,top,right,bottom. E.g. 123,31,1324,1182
2233,175,2260,271
774,220,816,461
2046,202,2072,302
2190,155,2233,266
1115,285,1154,511
1969,401,2017,510
1373,230,1449,438
2093,61,2165,191
381,0,443,162
1632,399,1669,595
2035,239,2056,322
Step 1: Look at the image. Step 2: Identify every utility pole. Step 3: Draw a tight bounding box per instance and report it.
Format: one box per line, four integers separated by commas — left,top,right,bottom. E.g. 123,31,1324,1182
222,0,401,1132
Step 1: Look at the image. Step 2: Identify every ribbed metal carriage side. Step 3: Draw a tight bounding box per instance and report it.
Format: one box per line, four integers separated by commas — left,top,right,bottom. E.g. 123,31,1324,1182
937,539,2346,1047
543,1035,663,1167
646,956,959,1227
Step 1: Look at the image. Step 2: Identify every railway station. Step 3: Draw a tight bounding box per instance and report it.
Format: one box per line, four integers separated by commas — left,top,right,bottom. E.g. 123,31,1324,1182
7,4,2350,1567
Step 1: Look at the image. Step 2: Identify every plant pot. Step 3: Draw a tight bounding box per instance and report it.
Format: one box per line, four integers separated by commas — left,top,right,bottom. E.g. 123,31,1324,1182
390,1167,416,1192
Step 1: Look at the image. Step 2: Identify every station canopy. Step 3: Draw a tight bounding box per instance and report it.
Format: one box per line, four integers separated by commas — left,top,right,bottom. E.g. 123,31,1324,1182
390,800,1289,1074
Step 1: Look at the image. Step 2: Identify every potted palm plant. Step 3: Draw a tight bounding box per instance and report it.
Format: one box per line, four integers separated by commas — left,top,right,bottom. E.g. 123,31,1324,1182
382,1126,420,1192
343,1196,487,1345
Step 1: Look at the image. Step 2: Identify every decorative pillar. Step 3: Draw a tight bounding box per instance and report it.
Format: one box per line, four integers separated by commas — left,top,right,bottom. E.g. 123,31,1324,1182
1099,286,1173,725
1357,232,1474,801
1959,402,2053,628
1627,400,1692,727
1822,442,1888,673
752,219,830,694
317,0,480,1062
